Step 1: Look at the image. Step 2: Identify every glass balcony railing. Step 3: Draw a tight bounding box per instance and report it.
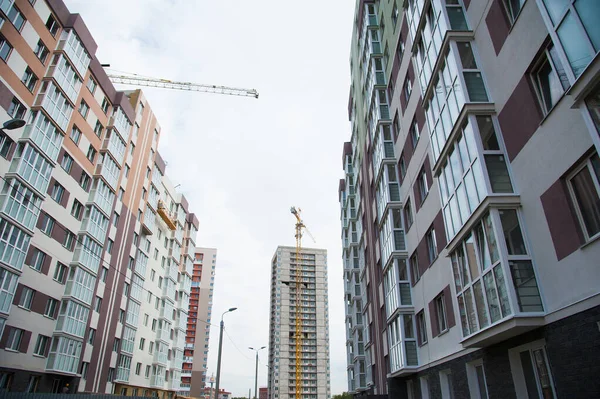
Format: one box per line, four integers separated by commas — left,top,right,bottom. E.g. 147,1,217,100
23,113,64,162
34,82,73,132
57,30,91,78
47,54,81,104
102,130,127,166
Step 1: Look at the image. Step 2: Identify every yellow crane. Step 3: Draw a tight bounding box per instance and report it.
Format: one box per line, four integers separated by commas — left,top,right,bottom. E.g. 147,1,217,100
105,70,259,99
289,207,316,399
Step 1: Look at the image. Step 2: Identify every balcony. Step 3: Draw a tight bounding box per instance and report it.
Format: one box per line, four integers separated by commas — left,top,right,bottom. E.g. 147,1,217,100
80,206,109,245
94,159,119,190
101,131,127,166
34,82,73,132
109,107,132,138
372,127,395,180
88,180,115,217
160,302,175,323
46,54,81,104
142,209,156,235
7,144,52,196
174,226,184,244
164,264,179,282
22,114,63,163
57,30,91,78
152,167,162,188
150,373,165,388
177,315,187,331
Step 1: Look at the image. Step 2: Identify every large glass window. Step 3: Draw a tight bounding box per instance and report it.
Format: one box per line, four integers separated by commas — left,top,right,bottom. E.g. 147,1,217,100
568,153,600,239
532,44,570,115
0,218,30,271
0,179,42,231
541,0,599,78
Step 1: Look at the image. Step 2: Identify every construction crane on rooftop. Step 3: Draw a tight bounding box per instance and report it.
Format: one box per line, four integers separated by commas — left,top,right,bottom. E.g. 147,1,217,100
289,206,316,399
105,70,259,99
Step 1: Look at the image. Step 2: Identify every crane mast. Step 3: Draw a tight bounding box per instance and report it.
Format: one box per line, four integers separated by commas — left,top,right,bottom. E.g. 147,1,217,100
106,73,259,99
290,207,304,399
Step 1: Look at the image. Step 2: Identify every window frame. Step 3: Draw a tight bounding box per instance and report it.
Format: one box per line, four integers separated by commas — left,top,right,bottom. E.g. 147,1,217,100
566,153,600,241
44,297,58,318
416,310,427,345
33,334,49,356
435,293,448,334
21,67,38,92
531,43,569,116
18,286,35,310
0,34,13,62
508,339,557,399
6,327,23,351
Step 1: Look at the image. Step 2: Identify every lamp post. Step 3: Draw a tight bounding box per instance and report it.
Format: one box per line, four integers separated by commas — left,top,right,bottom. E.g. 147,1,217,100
0,118,26,150
214,307,237,399
249,346,266,399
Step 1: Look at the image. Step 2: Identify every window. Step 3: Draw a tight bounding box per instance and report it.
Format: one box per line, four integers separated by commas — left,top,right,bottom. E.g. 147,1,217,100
113,212,120,227
504,0,525,24
6,327,23,351
87,78,97,93
150,269,155,281
101,97,110,114
426,228,437,264
29,248,46,271
145,365,151,378
410,252,419,283
133,232,139,246
123,282,129,297
113,338,120,352
33,40,49,64
63,231,75,250
7,5,25,31
70,126,81,144
33,335,49,356
87,328,96,345
81,362,89,379
45,14,59,36
21,68,38,92
416,311,427,345
466,360,489,399
151,319,157,331
404,200,413,230
86,145,96,163
0,133,12,159
139,337,145,350
568,153,600,239
128,256,134,270
61,153,74,173
50,182,65,203
118,188,124,201
149,341,154,354
404,77,412,102
125,164,130,177
79,172,91,190
53,263,67,284
107,368,114,382
0,35,13,62
8,97,26,119
71,200,83,219
94,120,103,137
18,287,34,309
417,167,429,203
439,369,455,399
532,44,569,115
158,277,163,288
107,239,114,254
78,101,89,118
154,249,159,260
135,362,142,375
143,314,149,326
392,2,399,28
44,298,58,318
40,214,55,235
130,142,135,156
509,341,556,399
435,293,448,333
94,296,102,312
100,267,108,282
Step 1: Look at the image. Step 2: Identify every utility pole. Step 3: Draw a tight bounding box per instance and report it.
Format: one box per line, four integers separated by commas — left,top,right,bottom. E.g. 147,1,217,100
215,308,237,399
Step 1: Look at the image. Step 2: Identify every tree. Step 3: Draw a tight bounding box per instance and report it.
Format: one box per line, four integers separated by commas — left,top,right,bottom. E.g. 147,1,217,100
332,393,353,399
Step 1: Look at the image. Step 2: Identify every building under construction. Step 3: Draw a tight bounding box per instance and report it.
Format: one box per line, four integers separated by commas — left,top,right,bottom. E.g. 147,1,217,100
267,246,330,399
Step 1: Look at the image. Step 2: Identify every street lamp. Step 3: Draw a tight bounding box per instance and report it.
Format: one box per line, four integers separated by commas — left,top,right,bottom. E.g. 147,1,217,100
2,118,26,131
249,346,266,399
214,307,237,399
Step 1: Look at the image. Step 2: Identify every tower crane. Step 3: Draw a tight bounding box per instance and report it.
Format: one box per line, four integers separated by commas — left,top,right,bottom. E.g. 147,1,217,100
289,207,315,399
105,71,259,99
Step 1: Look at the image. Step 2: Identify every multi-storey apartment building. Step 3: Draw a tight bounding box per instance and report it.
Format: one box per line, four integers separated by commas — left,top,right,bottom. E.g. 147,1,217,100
0,0,197,396
341,0,600,398
267,246,330,399
181,247,216,398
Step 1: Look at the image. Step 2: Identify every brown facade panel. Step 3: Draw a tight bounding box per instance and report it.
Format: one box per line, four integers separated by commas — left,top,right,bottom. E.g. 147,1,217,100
433,210,447,249
443,285,456,329
0,79,14,112
428,299,439,337
540,179,584,261
486,0,511,55
498,75,543,161
155,152,167,175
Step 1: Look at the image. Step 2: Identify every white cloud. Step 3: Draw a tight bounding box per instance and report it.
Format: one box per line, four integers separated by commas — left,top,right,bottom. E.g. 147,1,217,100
65,0,354,395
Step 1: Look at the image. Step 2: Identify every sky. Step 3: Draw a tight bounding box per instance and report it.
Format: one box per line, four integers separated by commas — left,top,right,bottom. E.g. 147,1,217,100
63,0,355,396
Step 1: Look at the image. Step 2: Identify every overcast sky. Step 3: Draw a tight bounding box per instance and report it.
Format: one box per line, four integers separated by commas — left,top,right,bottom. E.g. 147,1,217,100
63,0,354,396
